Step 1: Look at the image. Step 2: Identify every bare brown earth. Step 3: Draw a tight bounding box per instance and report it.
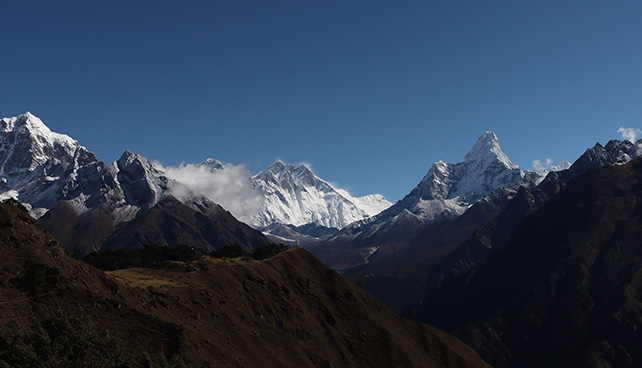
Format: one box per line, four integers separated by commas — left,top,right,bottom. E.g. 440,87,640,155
0,199,490,368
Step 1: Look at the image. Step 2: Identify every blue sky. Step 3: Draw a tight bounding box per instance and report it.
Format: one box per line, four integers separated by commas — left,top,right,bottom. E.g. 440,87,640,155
2,1,642,202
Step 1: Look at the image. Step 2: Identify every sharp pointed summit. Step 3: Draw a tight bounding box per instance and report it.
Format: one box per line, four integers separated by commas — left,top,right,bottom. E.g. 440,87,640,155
0,112,99,217
313,131,542,270
2,112,77,149
464,131,517,170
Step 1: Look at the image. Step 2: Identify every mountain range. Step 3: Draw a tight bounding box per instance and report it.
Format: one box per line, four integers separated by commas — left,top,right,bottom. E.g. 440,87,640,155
0,112,395,254
308,131,568,271
198,159,392,244
5,110,642,367
346,136,642,314
0,112,576,264
0,113,270,255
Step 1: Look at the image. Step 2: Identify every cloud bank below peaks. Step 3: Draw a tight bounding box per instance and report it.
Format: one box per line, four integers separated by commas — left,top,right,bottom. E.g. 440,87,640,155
157,162,264,225
532,158,571,174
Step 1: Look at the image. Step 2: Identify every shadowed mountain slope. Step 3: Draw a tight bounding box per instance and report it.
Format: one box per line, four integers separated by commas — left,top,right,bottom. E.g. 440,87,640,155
409,157,642,368
350,138,642,314
38,195,272,255
0,200,489,368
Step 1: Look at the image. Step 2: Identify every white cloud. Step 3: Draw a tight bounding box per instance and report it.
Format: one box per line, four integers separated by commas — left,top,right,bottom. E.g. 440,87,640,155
157,162,264,224
532,158,554,172
618,127,642,143
532,158,571,174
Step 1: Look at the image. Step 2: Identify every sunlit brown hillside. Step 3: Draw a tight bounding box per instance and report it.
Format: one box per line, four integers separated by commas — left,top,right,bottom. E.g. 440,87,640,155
0,199,489,368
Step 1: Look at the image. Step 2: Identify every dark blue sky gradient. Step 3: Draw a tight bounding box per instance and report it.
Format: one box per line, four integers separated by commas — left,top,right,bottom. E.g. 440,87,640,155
2,1,642,201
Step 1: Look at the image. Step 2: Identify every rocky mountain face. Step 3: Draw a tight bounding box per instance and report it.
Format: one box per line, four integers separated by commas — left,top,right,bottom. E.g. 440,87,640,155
407,156,642,368
350,137,642,315
0,112,105,218
0,113,270,255
40,150,270,255
311,132,547,271
244,160,391,243
0,199,490,368
191,158,392,245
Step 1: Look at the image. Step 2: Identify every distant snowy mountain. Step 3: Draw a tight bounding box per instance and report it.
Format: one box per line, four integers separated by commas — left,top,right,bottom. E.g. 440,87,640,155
0,112,388,251
0,112,104,218
397,131,536,221
248,160,391,241
342,132,539,233
193,158,392,243
200,158,224,170
0,112,270,254
0,113,203,223
312,132,549,269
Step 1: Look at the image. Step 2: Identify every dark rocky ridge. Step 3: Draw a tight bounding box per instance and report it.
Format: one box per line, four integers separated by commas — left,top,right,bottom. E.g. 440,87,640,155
409,156,642,367
39,195,272,255
350,138,642,314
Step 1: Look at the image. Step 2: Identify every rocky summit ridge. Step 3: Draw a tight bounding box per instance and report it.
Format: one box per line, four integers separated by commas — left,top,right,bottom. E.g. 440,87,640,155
0,112,270,255
311,130,549,270
249,160,391,231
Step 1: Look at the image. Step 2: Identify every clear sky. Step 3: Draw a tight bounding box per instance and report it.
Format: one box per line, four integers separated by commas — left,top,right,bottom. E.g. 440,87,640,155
2,1,642,202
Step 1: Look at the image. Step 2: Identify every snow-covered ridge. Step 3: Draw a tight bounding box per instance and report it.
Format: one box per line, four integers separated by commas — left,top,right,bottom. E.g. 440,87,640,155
0,113,213,223
408,131,531,219
328,131,549,247
1,112,77,148
0,112,97,215
249,160,392,230
158,157,391,240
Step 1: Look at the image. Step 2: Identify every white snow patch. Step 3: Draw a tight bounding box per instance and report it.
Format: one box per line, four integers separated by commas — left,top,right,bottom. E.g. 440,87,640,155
0,190,19,201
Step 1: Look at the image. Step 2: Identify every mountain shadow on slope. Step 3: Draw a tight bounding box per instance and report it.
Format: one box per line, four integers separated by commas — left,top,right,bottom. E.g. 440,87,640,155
39,196,272,255
409,156,642,367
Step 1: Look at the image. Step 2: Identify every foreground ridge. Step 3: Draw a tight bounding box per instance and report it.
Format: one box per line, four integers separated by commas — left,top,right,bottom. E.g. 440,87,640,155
0,199,489,367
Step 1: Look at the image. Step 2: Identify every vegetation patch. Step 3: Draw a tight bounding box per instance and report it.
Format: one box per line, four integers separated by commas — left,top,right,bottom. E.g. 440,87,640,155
11,261,60,296
81,244,203,271
83,243,290,271
0,308,186,368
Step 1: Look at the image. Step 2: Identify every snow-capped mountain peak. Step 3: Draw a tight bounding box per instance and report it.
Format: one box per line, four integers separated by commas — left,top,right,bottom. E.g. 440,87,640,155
411,131,524,209
200,158,224,170
464,131,518,170
0,112,100,216
112,150,209,215
117,150,163,178
0,112,82,173
250,160,391,231
258,161,327,191
2,112,77,149
329,131,536,250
